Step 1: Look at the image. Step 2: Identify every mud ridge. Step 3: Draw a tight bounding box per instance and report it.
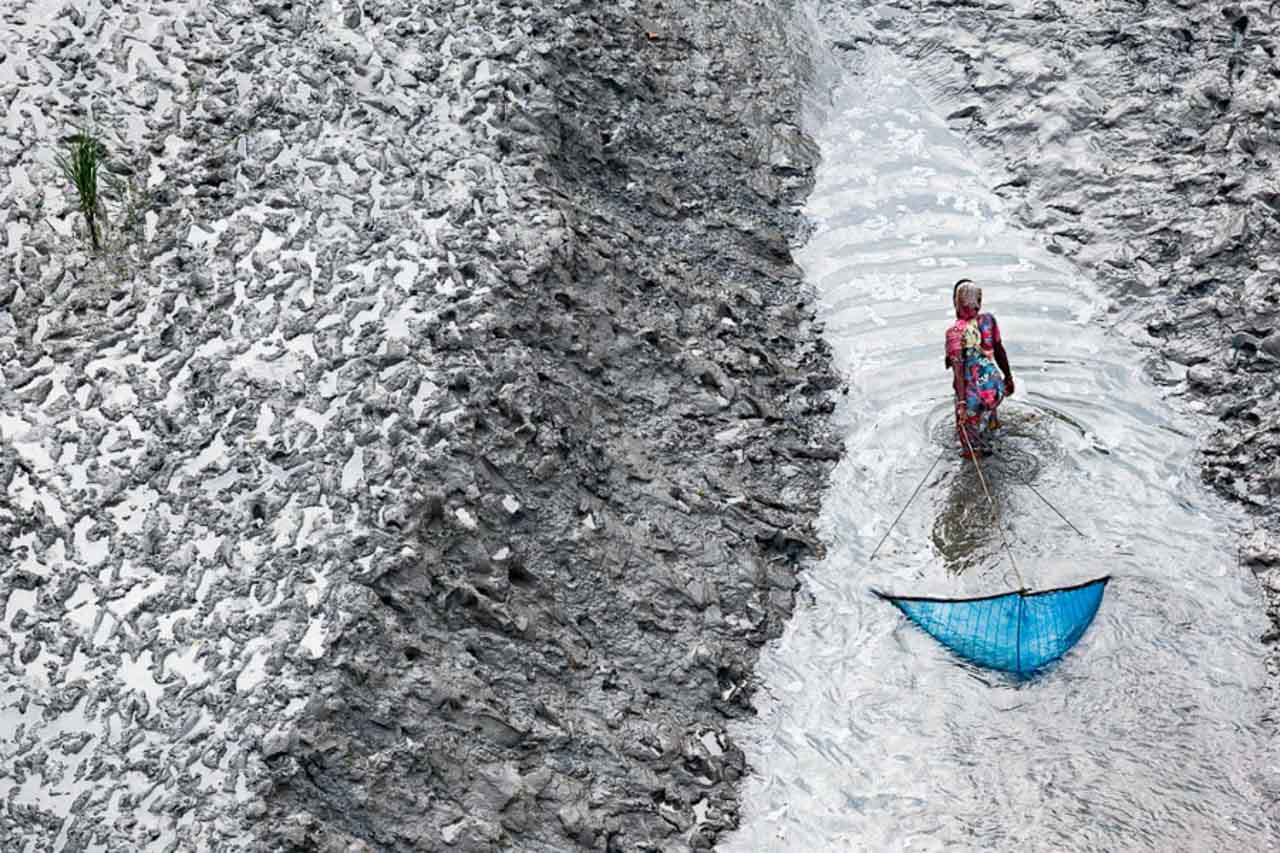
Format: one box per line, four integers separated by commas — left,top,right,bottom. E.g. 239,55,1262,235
259,3,841,851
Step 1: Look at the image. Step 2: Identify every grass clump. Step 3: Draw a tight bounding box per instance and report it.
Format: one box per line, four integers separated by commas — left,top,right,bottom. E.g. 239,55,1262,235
56,130,109,252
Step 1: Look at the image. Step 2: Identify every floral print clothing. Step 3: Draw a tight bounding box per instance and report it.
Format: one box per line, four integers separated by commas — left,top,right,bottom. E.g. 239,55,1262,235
946,311,1005,450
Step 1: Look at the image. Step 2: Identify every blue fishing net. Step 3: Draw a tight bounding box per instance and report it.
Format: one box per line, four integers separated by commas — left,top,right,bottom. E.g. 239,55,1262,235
877,577,1109,676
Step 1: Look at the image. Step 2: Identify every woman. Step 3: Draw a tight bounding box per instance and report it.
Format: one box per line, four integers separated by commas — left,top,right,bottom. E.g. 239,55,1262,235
945,279,1014,457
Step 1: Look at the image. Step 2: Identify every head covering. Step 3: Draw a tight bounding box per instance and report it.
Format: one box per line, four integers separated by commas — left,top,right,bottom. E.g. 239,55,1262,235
955,281,982,321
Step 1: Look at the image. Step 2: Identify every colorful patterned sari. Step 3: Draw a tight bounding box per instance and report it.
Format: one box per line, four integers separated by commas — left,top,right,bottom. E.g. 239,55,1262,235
946,309,1005,452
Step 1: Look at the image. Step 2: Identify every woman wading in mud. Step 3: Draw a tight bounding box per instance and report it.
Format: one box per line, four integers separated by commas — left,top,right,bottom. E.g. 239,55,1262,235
945,279,1014,458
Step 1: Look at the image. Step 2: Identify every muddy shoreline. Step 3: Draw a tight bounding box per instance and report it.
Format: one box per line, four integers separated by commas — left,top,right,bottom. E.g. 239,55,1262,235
1,0,836,850
257,2,841,850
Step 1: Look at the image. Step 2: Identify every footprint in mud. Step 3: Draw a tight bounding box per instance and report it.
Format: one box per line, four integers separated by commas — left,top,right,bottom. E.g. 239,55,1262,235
924,400,1087,575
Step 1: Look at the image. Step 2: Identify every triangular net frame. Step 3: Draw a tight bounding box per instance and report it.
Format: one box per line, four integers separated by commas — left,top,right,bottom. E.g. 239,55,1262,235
875,576,1109,677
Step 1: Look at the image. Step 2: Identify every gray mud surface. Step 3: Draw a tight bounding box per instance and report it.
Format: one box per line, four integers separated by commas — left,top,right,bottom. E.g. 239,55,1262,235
10,0,1280,849
817,0,1280,676
258,3,841,851
1,0,836,851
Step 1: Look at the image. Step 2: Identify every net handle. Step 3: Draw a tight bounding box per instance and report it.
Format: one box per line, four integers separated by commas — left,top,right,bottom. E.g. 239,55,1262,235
958,418,1026,590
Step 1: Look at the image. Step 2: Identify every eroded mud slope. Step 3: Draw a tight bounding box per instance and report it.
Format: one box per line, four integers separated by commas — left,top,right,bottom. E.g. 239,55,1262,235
258,3,841,852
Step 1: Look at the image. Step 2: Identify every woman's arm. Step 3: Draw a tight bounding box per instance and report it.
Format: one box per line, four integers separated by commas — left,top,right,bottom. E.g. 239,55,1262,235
952,361,966,424
993,340,1015,396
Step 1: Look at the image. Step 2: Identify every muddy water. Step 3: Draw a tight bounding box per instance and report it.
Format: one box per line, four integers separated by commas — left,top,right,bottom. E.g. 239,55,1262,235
722,49,1274,852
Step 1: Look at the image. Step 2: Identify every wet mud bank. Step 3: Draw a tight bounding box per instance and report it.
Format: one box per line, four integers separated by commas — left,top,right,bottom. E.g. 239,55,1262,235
0,0,834,851
264,3,840,852
813,1,1280,670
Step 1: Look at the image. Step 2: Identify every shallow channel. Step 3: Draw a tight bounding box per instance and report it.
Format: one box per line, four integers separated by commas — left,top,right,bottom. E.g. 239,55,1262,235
722,47,1274,853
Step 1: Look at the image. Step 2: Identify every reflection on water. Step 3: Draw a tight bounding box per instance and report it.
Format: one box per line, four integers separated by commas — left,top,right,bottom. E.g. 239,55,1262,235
930,466,996,576
928,403,1063,576
722,47,1276,853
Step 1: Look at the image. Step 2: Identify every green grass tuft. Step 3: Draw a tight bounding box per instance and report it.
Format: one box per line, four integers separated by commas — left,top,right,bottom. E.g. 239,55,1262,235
56,130,108,252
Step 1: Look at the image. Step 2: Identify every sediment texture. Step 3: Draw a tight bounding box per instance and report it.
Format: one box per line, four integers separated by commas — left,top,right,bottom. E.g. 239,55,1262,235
814,0,1280,671
0,0,836,851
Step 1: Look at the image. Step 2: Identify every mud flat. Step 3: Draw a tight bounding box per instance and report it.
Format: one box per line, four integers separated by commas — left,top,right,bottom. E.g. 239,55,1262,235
0,0,836,851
